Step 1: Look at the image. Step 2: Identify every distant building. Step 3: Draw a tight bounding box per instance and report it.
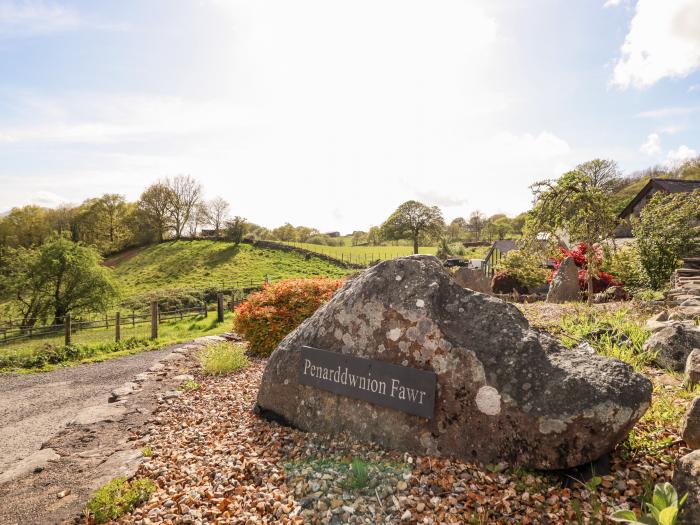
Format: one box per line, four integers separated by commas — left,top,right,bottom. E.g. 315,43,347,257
200,229,217,238
616,178,700,237
482,240,518,276
324,231,341,238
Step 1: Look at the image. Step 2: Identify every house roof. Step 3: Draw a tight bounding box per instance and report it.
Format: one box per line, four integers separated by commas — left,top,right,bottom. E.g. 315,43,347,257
484,239,518,264
618,178,700,219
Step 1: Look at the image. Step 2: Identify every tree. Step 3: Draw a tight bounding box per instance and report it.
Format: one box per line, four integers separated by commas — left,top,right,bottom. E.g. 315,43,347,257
351,231,366,246
491,215,512,240
224,216,248,245
575,159,623,193
272,223,296,241
526,169,619,304
165,175,203,239
381,201,444,254
632,191,700,289
209,197,230,235
366,226,382,246
187,201,211,237
447,217,468,241
468,211,486,241
138,183,173,243
0,238,118,326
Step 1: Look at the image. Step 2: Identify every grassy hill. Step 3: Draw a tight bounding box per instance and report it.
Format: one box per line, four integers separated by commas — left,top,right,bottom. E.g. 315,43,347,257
108,240,350,299
276,241,437,264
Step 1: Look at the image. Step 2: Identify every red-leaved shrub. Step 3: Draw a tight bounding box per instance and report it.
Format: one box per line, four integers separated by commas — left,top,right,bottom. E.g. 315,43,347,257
549,242,623,292
233,278,344,356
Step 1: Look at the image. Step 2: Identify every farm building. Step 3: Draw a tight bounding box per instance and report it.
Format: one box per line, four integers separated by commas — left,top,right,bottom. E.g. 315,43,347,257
616,178,700,237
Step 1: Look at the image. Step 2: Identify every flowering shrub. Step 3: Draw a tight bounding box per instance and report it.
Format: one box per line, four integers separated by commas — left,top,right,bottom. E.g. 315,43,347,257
550,242,622,292
233,278,344,356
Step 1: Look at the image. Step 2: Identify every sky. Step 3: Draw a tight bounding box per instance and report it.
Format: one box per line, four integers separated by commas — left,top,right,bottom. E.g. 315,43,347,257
0,0,699,232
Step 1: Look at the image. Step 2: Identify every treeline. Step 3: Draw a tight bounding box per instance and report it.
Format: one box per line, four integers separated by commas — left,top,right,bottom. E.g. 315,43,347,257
0,176,246,258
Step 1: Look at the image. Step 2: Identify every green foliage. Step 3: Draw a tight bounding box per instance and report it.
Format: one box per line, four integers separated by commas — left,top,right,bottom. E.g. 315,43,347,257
0,237,118,326
345,458,370,490
556,308,654,371
624,384,696,460
381,200,445,254
632,191,700,289
527,161,620,303
178,379,200,392
436,238,452,260
86,477,156,524
610,482,686,525
142,447,153,457
233,278,344,356
198,342,249,375
495,250,549,289
223,216,248,245
604,243,649,291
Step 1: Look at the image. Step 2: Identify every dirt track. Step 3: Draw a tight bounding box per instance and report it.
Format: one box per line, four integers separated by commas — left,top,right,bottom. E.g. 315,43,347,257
0,347,177,475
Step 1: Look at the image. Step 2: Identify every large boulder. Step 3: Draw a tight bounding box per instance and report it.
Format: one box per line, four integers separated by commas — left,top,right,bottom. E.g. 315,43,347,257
643,325,700,372
673,450,700,524
682,397,700,450
452,267,491,294
256,255,652,470
547,257,580,303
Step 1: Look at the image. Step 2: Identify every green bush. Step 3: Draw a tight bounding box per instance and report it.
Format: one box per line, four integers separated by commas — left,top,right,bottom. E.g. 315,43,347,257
604,243,648,291
233,278,344,356
495,250,549,289
86,477,156,524
632,191,700,289
198,342,249,374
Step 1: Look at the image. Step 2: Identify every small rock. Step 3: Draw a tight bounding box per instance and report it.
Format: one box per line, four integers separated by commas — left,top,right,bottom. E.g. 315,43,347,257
397,480,408,491
673,450,700,524
401,510,412,521
687,349,700,389
57,489,71,499
682,397,700,449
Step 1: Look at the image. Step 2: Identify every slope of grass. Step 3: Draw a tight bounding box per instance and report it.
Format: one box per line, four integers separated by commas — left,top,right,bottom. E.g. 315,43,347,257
108,240,350,299
276,241,437,263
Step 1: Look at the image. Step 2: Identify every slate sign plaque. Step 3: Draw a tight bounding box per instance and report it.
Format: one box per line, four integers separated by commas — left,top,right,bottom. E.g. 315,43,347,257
298,346,437,419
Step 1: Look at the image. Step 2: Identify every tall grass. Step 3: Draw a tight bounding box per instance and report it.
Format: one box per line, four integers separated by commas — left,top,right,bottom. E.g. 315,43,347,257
555,308,655,371
198,342,249,375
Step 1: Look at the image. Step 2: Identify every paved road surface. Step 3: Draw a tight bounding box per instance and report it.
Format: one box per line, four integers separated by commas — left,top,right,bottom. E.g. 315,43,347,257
0,347,179,475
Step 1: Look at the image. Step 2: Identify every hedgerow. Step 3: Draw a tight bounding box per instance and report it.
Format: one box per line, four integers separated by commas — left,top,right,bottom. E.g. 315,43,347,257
233,278,344,356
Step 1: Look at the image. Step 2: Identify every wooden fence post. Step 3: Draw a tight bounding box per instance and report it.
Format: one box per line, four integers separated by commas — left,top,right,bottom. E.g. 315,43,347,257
64,313,71,346
115,312,121,343
150,302,159,339
203,301,208,317
217,293,224,323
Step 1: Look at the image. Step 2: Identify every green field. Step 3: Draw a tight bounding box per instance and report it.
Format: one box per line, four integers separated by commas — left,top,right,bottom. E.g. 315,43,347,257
108,240,350,299
0,312,233,372
277,241,437,263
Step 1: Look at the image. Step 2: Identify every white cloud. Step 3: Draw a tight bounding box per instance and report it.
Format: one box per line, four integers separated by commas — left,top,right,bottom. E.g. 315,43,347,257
665,144,698,166
640,133,661,155
604,0,624,7
0,1,80,37
612,0,700,88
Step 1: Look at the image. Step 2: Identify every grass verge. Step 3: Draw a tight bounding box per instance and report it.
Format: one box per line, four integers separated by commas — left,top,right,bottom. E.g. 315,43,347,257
0,312,232,373
86,477,156,524
198,342,249,375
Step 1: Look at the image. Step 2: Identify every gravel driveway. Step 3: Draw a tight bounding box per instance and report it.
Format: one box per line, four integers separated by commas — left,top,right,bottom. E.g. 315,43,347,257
0,346,181,475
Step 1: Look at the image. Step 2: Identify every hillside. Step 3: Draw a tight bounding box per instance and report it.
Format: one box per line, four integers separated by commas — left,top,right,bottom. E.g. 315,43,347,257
107,240,350,299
